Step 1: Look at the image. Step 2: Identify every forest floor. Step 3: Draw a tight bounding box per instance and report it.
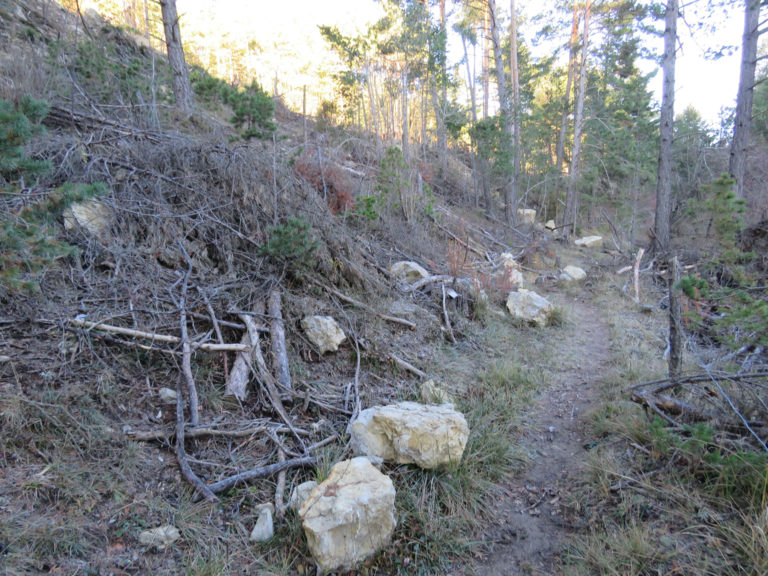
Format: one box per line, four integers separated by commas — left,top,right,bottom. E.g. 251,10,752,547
465,294,615,575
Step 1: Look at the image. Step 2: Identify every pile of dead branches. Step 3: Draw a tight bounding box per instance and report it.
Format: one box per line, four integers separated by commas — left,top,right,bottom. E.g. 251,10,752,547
630,371,768,452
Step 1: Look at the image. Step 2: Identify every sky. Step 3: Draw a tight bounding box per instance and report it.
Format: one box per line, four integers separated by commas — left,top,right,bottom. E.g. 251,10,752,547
177,0,744,125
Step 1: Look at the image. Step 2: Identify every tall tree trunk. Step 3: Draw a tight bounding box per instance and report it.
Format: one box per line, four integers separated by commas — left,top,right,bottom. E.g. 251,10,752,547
555,6,580,173
653,0,678,257
488,0,517,224
462,33,481,207
366,61,381,151
159,0,193,114
563,0,591,240
510,0,521,218
435,0,448,160
483,10,490,119
401,66,409,158
729,0,761,200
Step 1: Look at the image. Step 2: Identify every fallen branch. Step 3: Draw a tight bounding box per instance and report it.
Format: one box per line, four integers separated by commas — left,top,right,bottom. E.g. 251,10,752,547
313,280,416,330
241,310,307,453
275,448,287,519
429,215,486,256
633,248,645,304
176,241,200,427
391,354,426,378
441,284,457,344
198,288,228,379
126,421,305,442
70,318,248,352
206,456,317,494
268,290,292,391
175,381,217,502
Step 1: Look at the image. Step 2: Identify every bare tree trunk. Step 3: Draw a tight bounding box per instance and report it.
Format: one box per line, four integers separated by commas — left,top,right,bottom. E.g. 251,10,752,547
653,0,678,257
563,0,591,240
488,0,516,225
482,10,490,119
510,0,521,218
401,66,409,158
555,6,580,173
729,0,761,200
437,0,448,158
366,61,381,151
667,256,683,382
159,0,193,114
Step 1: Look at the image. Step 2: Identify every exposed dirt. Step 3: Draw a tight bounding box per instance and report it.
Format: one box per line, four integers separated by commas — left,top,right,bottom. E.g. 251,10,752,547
468,295,612,575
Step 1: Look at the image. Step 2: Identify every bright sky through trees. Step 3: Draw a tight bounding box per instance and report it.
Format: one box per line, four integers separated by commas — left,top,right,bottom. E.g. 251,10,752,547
178,0,741,124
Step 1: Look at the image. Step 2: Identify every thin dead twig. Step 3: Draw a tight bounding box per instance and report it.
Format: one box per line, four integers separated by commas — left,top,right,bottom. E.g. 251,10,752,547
175,381,217,502
206,456,317,494
177,239,200,427
312,280,416,330
69,317,248,352
391,354,427,378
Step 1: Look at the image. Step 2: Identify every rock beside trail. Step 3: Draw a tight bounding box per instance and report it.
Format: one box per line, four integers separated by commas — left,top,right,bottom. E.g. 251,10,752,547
301,316,346,354
350,401,469,469
299,457,396,574
138,525,180,549
506,289,554,327
560,265,586,282
390,260,430,283
575,235,603,248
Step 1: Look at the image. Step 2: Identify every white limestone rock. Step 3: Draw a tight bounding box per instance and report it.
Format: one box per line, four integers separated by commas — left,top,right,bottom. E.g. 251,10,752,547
505,288,554,327
420,379,454,405
63,200,110,236
390,261,430,283
158,387,178,404
299,457,396,574
545,219,557,231
249,505,274,543
517,208,536,225
350,401,469,469
574,235,603,248
561,265,587,282
289,480,318,512
138,525,180,549
301,316,346,354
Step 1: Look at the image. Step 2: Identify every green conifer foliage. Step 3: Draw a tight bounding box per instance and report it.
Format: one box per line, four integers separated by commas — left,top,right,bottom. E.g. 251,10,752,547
0,98,107,294
0,96,51,184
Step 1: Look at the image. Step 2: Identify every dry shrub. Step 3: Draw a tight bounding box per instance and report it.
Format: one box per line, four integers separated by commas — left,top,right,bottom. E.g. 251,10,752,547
294,147,354,215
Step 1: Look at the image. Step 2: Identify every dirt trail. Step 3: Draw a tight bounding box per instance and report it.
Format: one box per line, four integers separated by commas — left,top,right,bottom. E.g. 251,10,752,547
470,296,613,575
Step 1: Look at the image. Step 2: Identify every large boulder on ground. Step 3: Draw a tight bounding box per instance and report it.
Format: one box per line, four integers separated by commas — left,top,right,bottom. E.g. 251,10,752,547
299,457,396,574
575,235,603,248
517,208,536,226
560,265,587,282
301,315,346,354
390,261,430,283
350,401,469,469
505,289,554,327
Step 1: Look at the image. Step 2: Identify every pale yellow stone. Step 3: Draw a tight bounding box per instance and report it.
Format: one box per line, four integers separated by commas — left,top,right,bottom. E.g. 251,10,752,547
390,260,430,283
301,316,346,354
350,402,469,469
300,457,395,574
505,288,553,327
